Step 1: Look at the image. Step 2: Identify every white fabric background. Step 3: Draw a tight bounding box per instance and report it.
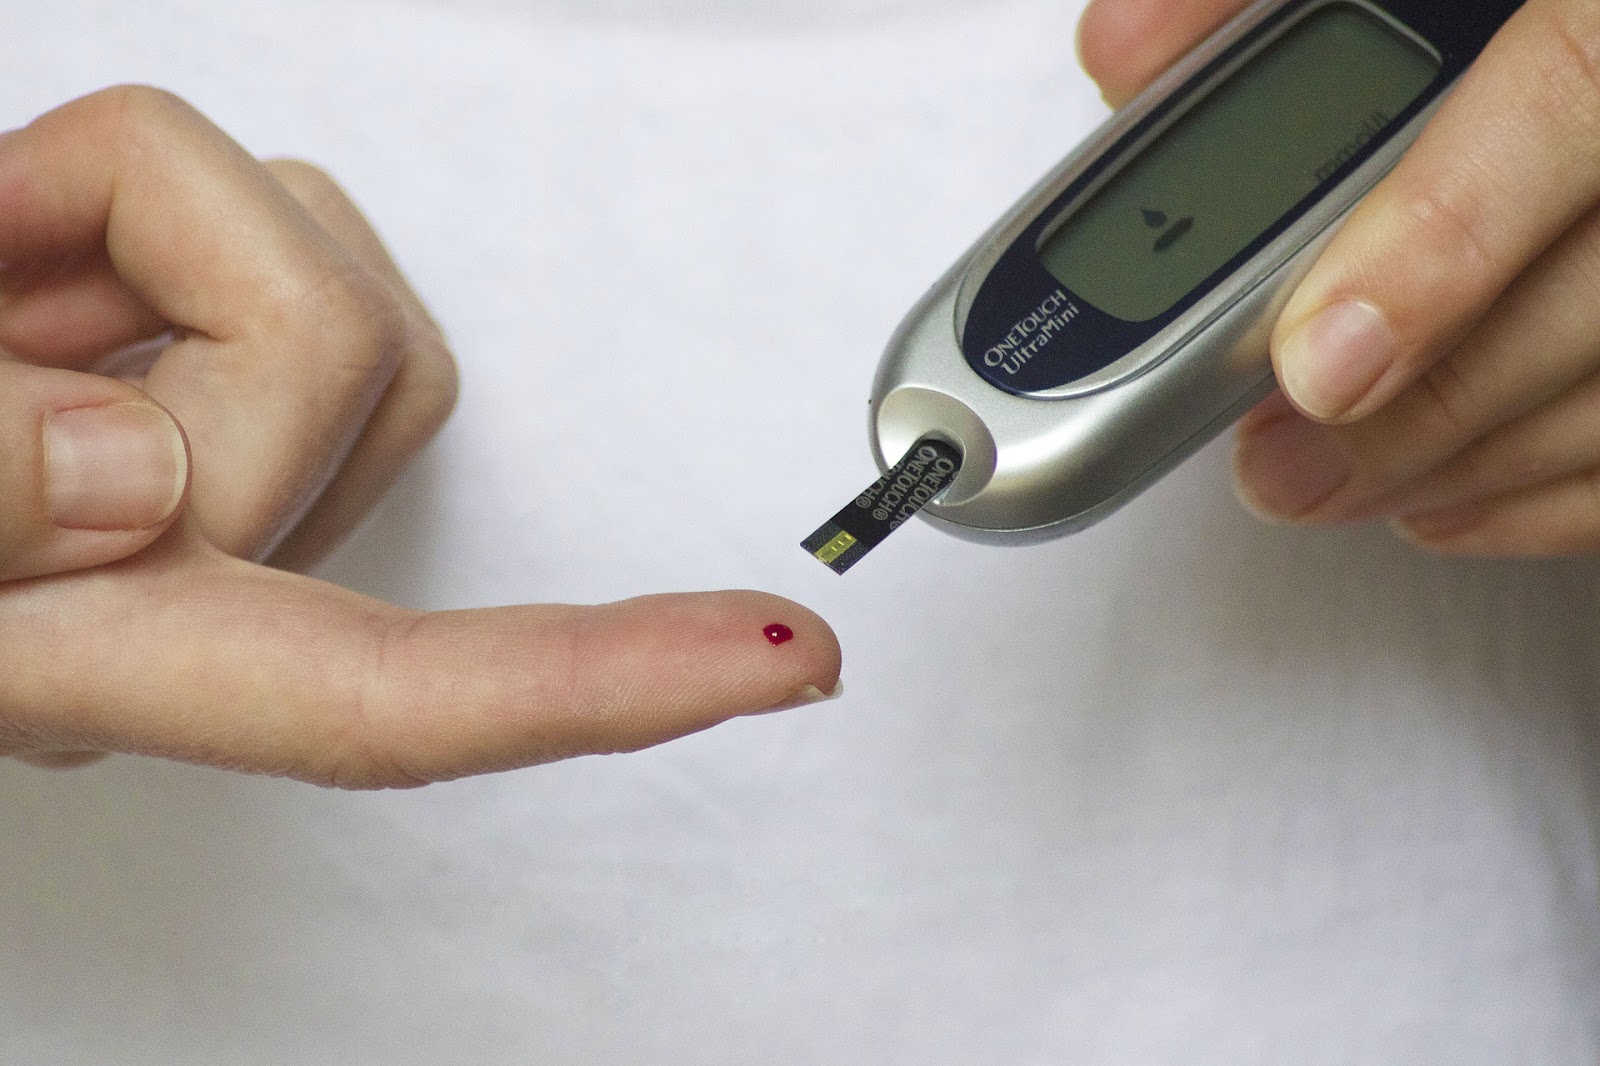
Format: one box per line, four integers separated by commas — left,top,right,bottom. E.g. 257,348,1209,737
2,1,1598,1062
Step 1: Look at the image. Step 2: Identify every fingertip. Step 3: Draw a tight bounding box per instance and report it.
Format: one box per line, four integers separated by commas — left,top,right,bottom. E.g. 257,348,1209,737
1235,388,1297,434
747,678,846,718
1231,392,1352,523
362,590,845,783
1390,518,1474,556
1273,299,1403,423
537,589,844,754
1077,0,1249,109
723,589,844,715
627,589,843,718
1390,502,1488,554
1077,0,1163,107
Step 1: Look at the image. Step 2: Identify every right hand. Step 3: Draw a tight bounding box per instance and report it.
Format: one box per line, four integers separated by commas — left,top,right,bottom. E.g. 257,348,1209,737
1079,0,1600,558
0,87,841,785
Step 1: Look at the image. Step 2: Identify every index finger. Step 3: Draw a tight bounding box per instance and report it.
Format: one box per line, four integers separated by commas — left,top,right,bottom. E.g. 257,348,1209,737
0,530,843,787
1271,0,1600,423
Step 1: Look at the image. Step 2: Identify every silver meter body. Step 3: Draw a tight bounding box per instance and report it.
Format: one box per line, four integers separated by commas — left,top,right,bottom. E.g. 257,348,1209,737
870,0,1520,545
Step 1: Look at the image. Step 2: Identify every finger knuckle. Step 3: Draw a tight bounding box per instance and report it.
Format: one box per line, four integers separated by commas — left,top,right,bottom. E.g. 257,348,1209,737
285,261,410,386
264,158,352,216
1403,176,1503,284
396,329,461,444
526,610,608,761
1453,437,1536,493
93,85,204,149
49,86,201,163
1567,208,1600,297
1535,2,1600,134
265,157,335,192
98,83,195,123
1414,356,1483,443
314,610,437,791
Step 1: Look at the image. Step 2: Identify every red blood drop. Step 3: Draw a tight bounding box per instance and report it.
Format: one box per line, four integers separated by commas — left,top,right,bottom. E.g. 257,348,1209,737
764,624,795,646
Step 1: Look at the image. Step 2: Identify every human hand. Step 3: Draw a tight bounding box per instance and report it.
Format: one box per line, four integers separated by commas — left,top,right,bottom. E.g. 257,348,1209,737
0,87,840,785
1078,0,1600,556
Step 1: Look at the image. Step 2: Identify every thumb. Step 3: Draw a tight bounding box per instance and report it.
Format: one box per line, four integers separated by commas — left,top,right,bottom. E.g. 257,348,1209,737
1269,0,1600,424
0,361,188,581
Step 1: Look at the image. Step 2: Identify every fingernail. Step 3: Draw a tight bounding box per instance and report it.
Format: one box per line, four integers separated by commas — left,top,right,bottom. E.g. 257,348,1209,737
1396,501,1485,543
45,402,188,530
1279,300,1399,421
750,679,845,716
1233,412,1352,520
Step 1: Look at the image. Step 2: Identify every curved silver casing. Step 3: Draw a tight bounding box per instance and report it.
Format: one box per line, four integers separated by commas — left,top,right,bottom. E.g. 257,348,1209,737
870,0,1451,545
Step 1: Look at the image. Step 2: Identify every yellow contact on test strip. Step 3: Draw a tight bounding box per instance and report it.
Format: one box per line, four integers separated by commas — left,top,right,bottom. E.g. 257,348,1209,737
813,530,858,564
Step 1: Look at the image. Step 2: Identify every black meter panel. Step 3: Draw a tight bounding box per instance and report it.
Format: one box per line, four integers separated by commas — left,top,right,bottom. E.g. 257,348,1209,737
961,0,1520,397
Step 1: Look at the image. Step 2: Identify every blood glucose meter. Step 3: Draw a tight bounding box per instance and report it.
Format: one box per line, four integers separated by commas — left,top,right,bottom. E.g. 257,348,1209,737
807,0,1523,573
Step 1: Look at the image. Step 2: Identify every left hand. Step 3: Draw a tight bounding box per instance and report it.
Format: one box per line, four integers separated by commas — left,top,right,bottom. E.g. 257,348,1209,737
0,87,841,785
1078,0,1600,556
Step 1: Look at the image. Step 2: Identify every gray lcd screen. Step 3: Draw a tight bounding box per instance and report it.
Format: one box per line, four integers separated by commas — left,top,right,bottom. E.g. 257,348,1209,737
1038,2,1439,323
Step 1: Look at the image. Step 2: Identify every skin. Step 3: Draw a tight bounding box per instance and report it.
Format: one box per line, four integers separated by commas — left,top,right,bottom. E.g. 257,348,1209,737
0,87,841,786
1078,0,1600,556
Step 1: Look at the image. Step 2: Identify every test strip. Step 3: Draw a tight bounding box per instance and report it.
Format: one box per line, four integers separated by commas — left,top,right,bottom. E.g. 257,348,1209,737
802,438,963,574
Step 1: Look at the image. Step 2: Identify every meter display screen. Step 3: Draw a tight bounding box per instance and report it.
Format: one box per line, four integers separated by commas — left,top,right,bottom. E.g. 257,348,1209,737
1038,2,1439,323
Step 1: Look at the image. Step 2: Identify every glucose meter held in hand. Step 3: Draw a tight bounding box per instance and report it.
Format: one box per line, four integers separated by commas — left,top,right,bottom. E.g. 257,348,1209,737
806,0,1522,573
